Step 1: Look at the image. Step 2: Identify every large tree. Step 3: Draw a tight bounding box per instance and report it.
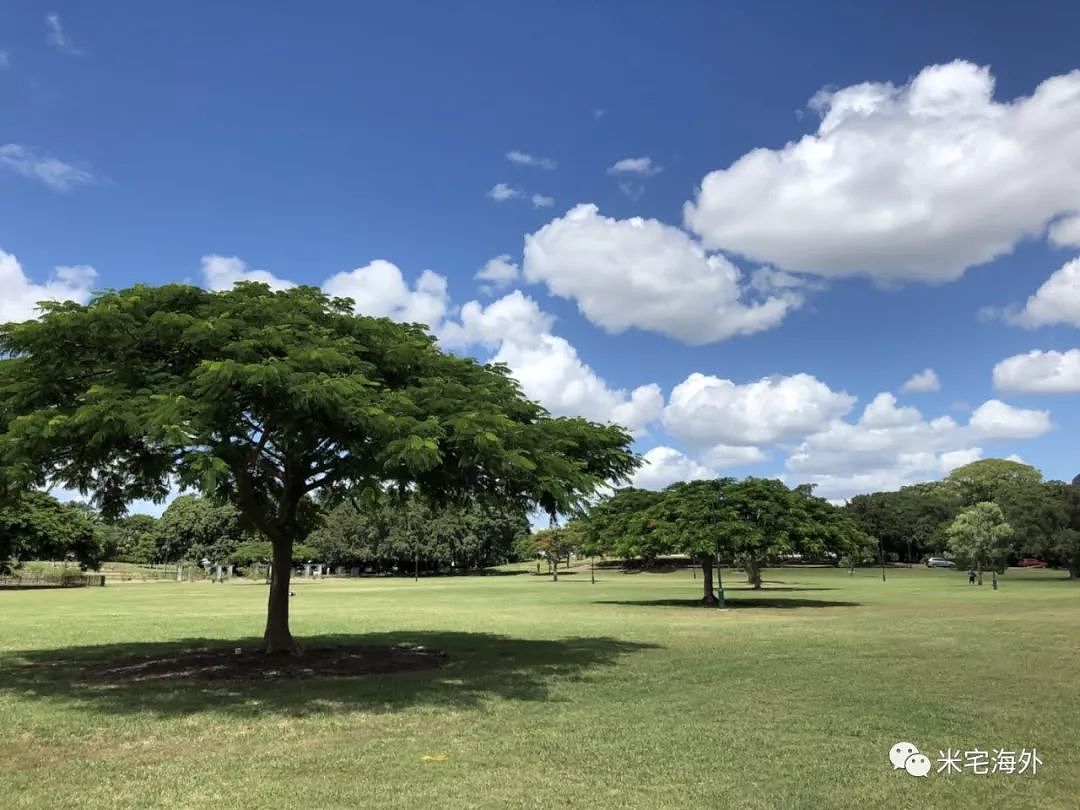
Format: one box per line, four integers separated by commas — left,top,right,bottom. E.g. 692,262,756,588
945,459,1042,506
0,283,636,651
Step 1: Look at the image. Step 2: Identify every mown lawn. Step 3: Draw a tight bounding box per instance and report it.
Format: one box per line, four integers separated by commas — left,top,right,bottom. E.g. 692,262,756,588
1,565,1077,809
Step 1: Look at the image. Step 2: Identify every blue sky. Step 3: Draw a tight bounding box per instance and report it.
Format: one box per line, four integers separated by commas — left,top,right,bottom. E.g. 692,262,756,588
2,1,1079,510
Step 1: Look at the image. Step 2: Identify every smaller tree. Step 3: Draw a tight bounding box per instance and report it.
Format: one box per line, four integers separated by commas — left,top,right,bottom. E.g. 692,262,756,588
531,526,577,581
946,502,1014,585
642,480,731,604
723,478,797,590
577,488,666,566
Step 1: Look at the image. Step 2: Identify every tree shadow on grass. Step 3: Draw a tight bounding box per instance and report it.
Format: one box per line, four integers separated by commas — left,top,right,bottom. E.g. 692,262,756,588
593,597,860,609
0,632,658,719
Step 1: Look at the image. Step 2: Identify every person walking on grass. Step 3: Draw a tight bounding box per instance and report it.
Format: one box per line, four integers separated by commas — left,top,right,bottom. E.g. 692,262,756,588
968,569,977,585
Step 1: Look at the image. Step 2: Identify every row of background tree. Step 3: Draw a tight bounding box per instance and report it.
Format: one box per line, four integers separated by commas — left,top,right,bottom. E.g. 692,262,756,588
1,490,530,575
4,458,1078,581
844,459,1080,576
517,459,1080,599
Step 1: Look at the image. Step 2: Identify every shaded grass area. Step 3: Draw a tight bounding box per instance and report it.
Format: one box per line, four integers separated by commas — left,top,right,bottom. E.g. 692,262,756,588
1,567,1078,809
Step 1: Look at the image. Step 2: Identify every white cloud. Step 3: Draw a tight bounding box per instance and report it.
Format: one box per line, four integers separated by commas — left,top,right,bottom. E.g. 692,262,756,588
901,368,941,393
631,446,716,490
506,151,557,170
701,444,768,468
442,291,663,434
522,204,802,344
786,393,1052,499
531,193,554,208
200,255,295,292
1049,216,1080,248
474,254,520,293
993,349,1080,393
45,13,82,55
859,393,922,428
684,61,1080,283
202,254,451,330
487,182,522,202
323,260,450,327
441,290,553,350
0,144,93,191
1007,257,1080,328
663,372,856,447
608,157,662,176
0,249,97,323
967,399,1052,438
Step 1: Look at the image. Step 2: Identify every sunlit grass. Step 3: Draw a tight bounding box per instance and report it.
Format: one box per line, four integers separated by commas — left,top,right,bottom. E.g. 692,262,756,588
1,565,1077,808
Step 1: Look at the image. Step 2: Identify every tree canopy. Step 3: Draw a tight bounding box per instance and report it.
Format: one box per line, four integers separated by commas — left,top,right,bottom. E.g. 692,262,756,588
946,501,1014,584
0,282,637,650
306,490,529,572
576,477,869,604
945,459,1042,506
0,490,101,574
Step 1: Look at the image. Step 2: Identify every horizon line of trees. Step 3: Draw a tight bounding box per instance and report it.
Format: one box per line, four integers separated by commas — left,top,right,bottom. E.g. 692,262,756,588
5,459,1078,585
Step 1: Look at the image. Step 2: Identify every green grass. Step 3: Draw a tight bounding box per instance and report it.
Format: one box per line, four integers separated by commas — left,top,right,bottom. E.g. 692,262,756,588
1,565,1078,809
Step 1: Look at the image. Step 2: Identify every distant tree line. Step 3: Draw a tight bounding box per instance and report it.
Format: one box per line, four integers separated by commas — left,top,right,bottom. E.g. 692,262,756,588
1,488,530,575
844,459,1080,577
5,458,1077,584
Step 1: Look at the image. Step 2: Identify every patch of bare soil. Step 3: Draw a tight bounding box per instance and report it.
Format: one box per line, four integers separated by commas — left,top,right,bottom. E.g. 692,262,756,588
82,645,448,683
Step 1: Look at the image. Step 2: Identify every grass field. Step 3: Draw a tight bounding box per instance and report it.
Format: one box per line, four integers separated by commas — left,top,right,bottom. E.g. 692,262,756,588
1,565,1078,809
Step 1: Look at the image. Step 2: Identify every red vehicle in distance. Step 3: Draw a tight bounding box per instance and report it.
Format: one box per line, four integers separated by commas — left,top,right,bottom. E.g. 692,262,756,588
1018,558,1047,568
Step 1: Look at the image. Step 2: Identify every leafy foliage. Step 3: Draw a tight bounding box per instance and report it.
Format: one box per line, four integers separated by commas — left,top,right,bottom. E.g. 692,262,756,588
946,501,1014,581
0,282,637,649
945,459,1043,506
307,492,529,571
0,490,102,573
578,477,870,599
152,495,248,563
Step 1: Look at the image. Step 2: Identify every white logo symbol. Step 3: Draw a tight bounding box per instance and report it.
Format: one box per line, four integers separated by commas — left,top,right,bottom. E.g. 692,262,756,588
890,742,931,777
889,742,919,770
905,753,932,777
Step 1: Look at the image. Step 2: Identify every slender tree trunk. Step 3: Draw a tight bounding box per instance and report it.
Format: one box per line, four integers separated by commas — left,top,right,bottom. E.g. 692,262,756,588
700,554,717,605
552,558,559,582
977,563,983,586
264,537,297,654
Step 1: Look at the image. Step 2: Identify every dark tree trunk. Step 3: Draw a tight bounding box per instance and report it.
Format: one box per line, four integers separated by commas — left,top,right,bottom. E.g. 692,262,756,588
552,558,559,582
977,563,983,586
700,554,717,605
745,558,763,589
263,537,297,654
